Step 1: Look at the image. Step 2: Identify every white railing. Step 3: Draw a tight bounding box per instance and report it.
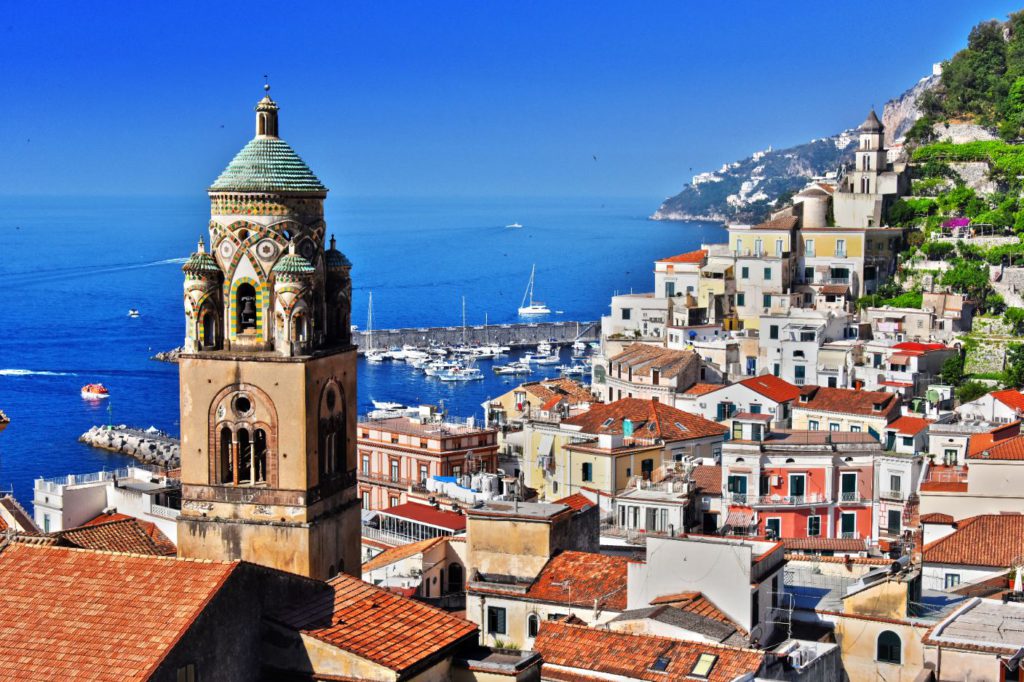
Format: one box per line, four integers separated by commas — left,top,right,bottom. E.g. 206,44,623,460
839,492,867,503
149,504,181,520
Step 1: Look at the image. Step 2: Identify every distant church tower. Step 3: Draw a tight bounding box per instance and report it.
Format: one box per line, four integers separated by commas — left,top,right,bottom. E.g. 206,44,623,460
851,109,886,196
177,86,359,579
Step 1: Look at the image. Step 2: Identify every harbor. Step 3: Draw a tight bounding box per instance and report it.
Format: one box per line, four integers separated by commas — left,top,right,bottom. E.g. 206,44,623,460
354,319,599,352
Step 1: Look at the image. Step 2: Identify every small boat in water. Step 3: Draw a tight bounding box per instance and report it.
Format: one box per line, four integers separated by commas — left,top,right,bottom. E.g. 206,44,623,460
439,366,484,382
127,309,140,318
494,362,531,375
506,222,523,229
518,265,551,316
81,383,110,400
372,399,404,411
0,409,9,433
559,364,588,376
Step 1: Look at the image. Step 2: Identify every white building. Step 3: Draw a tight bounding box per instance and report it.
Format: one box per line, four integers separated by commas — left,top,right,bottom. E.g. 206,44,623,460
32,465,181,542
758,310,858,387
956,388,1024,423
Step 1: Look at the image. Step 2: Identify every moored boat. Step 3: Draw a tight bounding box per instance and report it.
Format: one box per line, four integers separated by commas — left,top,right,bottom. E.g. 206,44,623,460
81,383,110,400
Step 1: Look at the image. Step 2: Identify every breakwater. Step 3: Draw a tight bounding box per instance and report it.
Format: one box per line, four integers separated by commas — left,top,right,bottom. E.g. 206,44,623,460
356,320,599,352
79,425,180,468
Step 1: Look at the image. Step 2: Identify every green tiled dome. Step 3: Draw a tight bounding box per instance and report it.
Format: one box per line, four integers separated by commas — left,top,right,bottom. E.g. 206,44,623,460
273,253,316,276
325,248,352,270
210,137,327,194
182,251,221,276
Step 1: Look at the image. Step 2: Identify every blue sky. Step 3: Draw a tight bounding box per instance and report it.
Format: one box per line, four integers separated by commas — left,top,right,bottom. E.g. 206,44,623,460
3,1,1023,199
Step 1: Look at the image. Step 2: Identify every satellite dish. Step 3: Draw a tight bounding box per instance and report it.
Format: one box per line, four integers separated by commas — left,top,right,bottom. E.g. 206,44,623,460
926,390,939,403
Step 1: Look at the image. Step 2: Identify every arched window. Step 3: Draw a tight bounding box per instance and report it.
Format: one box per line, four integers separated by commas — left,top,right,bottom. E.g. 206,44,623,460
220,427,233,483
293,313,308,342
877,630,901,664
237,428,252,483
447,563,464,594
254,429,268,484
202,311,217,348
237,284,257,333
527,613,541,639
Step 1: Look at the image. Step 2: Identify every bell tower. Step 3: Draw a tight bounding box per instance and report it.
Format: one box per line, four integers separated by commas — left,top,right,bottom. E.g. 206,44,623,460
177,86,359,579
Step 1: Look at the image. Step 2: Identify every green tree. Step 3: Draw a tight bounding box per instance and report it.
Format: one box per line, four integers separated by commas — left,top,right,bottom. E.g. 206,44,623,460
922,241,955,261
1007,307,1024,333
958,380,991,403
1004,343,1024,388
941,259,990,301
940,354,965,385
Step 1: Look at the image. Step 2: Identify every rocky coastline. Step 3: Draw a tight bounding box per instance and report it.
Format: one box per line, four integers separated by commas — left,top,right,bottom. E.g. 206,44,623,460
79,425,180,468
151,347,183,363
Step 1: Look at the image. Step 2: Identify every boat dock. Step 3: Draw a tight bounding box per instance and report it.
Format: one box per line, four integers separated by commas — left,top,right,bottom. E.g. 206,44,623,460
355,320,599,352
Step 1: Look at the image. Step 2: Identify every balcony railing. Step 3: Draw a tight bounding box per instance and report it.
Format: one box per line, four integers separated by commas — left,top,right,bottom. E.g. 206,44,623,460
728,493,827,507
149,503,181,520
358,471,420,488
880,490,904,501
840,531,860,539
839,491,868,504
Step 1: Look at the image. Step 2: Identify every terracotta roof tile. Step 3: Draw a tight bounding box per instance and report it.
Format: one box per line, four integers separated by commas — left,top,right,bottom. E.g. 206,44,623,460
0,543,237,681
819,284,850,295
923,515,1024,568
275,572,477,673
534,620,765,682
784,553,891,566
685,383,726,396
377,502,467,531
658,249,707,264
886,416,931,436
522,378,596,406
992,389,1024,412
526,551,630,611
752,215,798,231
609,344,699,380
57,518,177,556
920,480,968,492
562,398,727,442
361,536,448,573
691,465,722,495
795,386,899,418
920,513,954,524
554,493,594,512
647,592,743,634
967,422,1021,457
738,375,800,403
782,537,867,552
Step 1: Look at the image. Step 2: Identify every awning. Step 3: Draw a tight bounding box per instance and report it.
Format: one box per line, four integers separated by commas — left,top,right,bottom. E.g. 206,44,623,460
725,511,754,527
537,434,554,457
702,263,730,274
504,430,526,448
890,355,911,366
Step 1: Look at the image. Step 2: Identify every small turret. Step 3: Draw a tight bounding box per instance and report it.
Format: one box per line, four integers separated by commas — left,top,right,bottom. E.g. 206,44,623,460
182,236,224,352
255,83,279,138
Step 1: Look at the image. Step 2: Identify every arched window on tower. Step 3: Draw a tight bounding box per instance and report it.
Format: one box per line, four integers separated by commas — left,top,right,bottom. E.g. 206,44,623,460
237,428,252,483
220,427,233,484
254,429,268,484
293,313,308,343
237,284,257,333
203,310,217,349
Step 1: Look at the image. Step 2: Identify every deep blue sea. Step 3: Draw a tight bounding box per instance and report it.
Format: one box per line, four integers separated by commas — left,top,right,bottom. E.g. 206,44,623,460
0,195,724,508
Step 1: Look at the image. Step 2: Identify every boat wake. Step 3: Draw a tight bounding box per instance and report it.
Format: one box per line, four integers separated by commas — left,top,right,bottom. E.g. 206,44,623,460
0,369,78,377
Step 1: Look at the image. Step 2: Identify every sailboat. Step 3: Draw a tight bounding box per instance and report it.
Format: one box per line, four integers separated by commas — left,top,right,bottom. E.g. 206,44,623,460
365,293,385,363
518,265,551,316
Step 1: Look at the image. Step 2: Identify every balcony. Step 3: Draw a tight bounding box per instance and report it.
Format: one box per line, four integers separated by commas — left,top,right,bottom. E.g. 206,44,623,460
838,491,869,504
880,490,904,501
728,493,827,507
839,531,861,539
358,471,420,489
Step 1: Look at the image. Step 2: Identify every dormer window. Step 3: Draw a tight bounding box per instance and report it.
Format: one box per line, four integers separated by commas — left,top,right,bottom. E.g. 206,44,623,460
800,395,809,403
690,654,717,679
873,402,884,412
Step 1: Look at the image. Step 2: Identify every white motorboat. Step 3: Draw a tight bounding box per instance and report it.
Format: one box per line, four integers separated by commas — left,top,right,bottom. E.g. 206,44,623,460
425,360,461,376
536,341,553,355
559,364,587,376
518,265,551,316
366,350,386,363
506,222,523,229
439,366,484,382
494,362,531,375
127,309,140,318
372,399,404,410
534,354,560,365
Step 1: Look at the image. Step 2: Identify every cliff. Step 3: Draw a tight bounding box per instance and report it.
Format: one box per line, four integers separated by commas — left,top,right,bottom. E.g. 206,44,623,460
651,74,940,223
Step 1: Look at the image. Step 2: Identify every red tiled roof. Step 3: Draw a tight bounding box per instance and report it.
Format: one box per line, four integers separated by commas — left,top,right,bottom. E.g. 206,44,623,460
733,412,773,422
554,493,594,512
782,537,866,552
991,389,1024,412
819,285,850,295
522,378,596,406
562,398,727,442
893,342,948,354
361,536,448,573
967,421,1021,457
648,592,743,633
542,396,563,411
526,551,630,611
784,553,891,566
276,571,478,673
0,515,7,532
0,543,237,681
920,480,968,493
609,344,699,380
886,416,931,436
691,465,722,495
377,502,467,531
658,249,707,264
534,620,765,682
752,215,798,231
57,518,177,556
738,375,800,403
920,513,954,524
686,383,726,396
923,515,1024,568
795,386,899,418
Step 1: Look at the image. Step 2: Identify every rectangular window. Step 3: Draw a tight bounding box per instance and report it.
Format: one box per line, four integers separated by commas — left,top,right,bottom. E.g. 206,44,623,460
582,462,593,482
361,454,370,474
836,239,846,257
890,475,902,493
807,516,821,536
944,573,961,589
763,294,771,308
841,472,857,501
764,267,772,280
765,518,781,539
888,509,902,533
751,589,759,627
775,239,783,257
487,606,507,635
621,308,631,320
736,292,745,306
804,266,813,282
829,422,840,431
749,403,762,414
735,238,742,254
741,266,749,279
773,363,780,377
665,281,675,297
43,515,50,533
769,325,779,340
732,421,743,440
789,474,806,498
805,239,814,257
902,436,913,447
390,459,400,483
419,463,429,482
727,475,747,496
176,665,196,682
809,420,819,431
362,491,371,509
389,495,400,508
754,239,763,256
794,366,805,385
841,512,856,537
849,423,860,431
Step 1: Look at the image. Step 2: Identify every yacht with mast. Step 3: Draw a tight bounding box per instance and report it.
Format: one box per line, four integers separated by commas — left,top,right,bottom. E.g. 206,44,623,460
364,292,385,363
518,265,551,316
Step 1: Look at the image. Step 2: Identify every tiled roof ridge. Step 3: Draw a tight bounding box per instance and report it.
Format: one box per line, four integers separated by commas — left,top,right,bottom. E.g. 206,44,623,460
542,618,767,656
8,540,232,564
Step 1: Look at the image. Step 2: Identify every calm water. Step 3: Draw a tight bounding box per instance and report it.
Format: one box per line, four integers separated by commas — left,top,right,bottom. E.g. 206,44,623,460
0,195,724,507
